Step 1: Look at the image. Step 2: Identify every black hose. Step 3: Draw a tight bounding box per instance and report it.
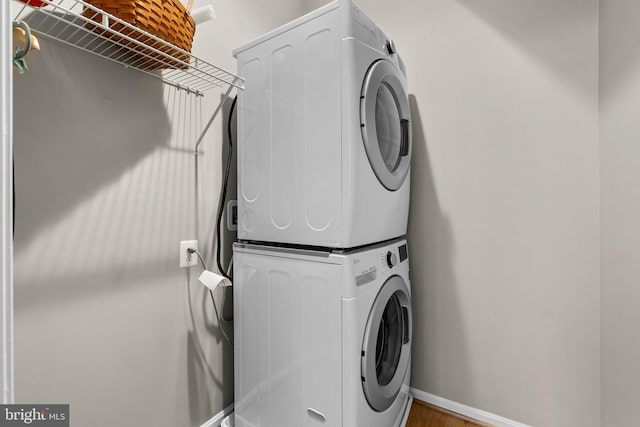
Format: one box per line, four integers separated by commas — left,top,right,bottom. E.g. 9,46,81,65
215,96,237,281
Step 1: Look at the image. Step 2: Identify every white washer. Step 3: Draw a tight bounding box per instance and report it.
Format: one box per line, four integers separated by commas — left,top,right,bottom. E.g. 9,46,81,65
233,239,412,427
233,0,412,248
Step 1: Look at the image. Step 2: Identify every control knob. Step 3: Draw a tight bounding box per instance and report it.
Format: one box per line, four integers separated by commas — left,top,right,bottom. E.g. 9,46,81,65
386,251,398,268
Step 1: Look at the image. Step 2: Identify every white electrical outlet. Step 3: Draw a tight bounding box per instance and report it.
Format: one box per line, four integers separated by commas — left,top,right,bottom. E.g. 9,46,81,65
180,240,198,268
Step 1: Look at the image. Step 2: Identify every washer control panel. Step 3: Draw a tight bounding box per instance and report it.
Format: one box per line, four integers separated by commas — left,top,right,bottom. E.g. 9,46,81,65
353,241,408,288
379,243,408,275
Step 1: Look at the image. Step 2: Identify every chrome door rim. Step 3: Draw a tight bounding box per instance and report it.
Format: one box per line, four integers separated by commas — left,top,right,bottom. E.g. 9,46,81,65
360,60,412,191
361,275,412,412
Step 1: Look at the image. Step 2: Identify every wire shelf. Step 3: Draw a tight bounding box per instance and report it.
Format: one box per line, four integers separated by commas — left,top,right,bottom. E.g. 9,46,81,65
12,0,244,96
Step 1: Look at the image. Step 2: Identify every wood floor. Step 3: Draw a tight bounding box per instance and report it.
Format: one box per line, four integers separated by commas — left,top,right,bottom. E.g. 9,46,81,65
406,399,494,427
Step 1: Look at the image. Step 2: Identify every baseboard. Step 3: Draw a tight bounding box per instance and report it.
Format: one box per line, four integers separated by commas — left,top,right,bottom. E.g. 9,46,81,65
409,388,531,427
200,404,234,427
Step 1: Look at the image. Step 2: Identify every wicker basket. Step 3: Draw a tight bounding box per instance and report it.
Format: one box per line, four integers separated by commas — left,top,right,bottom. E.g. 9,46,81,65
82,0,196,70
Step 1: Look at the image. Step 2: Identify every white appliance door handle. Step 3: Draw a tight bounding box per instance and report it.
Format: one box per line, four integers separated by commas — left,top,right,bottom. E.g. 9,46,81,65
307,408,327,423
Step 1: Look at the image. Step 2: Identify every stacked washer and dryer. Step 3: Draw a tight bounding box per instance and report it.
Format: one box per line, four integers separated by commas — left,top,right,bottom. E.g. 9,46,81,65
232,1,413,426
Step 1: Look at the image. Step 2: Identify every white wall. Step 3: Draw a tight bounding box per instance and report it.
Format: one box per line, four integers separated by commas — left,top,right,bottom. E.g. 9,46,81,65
301,1,600,425
600,2,640,426
11,1,303,425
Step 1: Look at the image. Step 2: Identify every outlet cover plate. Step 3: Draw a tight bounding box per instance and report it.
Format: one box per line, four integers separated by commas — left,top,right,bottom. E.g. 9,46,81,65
180,240,198,268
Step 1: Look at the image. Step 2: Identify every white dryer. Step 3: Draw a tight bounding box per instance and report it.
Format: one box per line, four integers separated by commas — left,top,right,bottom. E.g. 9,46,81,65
233,0,412,248
233,238,412,427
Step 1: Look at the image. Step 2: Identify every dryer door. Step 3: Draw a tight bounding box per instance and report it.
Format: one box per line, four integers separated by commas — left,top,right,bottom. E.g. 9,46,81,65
361,275,412,412
360,59,412,191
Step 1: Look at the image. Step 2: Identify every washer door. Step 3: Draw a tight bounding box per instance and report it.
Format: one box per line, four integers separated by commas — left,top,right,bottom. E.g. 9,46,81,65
361,275,412,412
360,60,412,191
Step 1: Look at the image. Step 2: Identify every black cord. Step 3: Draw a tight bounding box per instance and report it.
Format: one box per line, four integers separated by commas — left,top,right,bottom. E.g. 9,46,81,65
215,96,237,281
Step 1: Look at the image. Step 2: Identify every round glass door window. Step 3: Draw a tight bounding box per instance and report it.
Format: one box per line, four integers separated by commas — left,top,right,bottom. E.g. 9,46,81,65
376,83,403,173
376,292,404,386
361,276,412,412
361,60,412,191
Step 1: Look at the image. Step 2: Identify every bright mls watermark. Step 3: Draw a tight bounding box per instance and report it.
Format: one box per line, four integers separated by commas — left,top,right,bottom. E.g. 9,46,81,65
0,405,68,426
